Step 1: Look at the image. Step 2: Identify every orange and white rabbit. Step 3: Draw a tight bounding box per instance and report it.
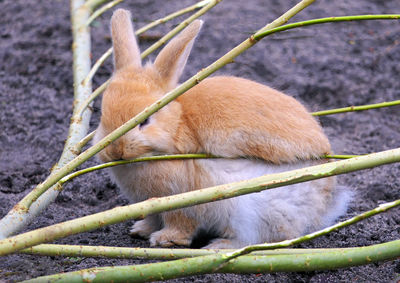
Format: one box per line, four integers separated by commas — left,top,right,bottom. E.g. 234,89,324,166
94,9,351,248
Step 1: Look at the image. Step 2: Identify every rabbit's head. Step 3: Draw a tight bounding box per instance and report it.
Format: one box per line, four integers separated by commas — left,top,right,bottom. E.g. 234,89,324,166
95,9,203,162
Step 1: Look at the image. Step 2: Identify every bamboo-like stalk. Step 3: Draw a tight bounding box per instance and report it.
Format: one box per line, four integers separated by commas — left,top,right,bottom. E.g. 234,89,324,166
313,99,400,116
0,0,94,240
19,197,400,260
77,0,221,118
22,240,400,282
18,244,348,259
14,0,316,212
1,147,400,257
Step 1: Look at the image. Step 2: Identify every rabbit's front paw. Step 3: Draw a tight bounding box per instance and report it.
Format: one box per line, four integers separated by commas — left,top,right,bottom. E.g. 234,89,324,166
130,219,158,239
149,228,192,247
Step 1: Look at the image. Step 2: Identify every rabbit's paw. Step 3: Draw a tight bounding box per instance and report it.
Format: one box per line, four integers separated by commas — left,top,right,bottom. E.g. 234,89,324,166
149,228,192,247
129,219,158,239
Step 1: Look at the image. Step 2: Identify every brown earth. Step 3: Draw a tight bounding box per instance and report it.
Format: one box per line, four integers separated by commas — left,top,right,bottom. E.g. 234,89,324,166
0,0,400,282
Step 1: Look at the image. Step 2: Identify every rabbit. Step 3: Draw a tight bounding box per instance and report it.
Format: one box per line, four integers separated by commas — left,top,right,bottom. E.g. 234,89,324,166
93,9,352,249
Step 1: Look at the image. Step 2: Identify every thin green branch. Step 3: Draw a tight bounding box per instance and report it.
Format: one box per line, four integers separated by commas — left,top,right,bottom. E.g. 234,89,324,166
140,0,221,58
81,48,112,87
1,147,400,257
85,0,113,11
312,99,400,116
86,0,124,26
136,0,213,35
77,79,109,118
22,240,400,282
256,0,315,34
59,153,216,185
16,0,314,211
254,14,400,40
70,130,96,155
325,154,360,159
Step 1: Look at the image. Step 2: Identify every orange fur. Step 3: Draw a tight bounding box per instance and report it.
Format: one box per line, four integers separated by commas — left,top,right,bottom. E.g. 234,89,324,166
177,76,331,163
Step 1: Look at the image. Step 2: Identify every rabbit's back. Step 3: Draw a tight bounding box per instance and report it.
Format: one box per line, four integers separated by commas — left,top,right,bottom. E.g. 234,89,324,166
177,76,331,164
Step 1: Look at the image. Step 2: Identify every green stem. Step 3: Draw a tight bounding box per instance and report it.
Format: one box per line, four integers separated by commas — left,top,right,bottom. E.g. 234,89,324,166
19,244,338,259
22,240,400,282
140,0,222,58
16,0,315,211
86,0,124,26
59,153,216,185
255,0,315,34
1,147,400,257
70,130,96,155
81,48,112,88
254,14,400,40
85,0,113,11
77,79,109,118
324,154,360,159
313,99,400,116
136,0,213,35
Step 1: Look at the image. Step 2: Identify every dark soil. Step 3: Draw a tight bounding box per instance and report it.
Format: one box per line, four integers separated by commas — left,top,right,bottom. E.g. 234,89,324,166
1,0,400,282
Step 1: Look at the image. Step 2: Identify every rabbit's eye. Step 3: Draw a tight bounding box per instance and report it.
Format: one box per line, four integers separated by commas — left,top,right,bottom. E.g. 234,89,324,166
139,118,150,129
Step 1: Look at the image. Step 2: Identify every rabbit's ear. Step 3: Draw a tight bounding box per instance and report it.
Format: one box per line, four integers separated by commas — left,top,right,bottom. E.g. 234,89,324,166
154,20,203,88
111,9,142,70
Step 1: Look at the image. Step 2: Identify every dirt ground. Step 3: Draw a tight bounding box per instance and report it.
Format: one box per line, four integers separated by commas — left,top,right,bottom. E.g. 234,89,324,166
1,0,400,282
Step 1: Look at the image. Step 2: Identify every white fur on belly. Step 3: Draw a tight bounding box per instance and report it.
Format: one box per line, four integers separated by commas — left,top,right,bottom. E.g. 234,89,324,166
196,158,352,246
